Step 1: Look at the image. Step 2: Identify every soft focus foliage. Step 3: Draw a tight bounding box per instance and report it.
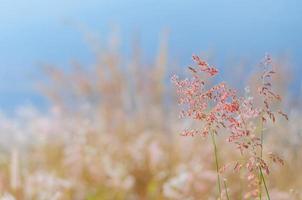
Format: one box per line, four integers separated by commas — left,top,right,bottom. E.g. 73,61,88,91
0,37,301,199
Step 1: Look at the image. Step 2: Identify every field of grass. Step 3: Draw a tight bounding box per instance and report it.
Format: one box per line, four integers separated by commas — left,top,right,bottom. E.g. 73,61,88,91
0,39,301,200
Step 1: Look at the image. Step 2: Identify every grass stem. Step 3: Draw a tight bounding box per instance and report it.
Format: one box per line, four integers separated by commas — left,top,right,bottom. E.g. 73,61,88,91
210,130,222,199
223,179,230,200
259,167,270,200
259,112,270,200
259,113,264,200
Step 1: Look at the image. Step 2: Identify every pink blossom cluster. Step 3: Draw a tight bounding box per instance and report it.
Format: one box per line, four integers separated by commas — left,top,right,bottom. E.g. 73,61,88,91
171,56,240,138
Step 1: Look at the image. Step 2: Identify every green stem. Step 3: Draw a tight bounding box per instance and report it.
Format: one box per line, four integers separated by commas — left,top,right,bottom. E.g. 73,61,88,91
259,113,264,200
223,179,230,200
259,112,270,200
210,131,222,199
259,167,270,200
258,168,262,200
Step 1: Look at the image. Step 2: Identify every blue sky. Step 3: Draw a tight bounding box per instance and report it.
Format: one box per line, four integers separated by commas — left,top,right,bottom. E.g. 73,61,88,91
0,0,301,112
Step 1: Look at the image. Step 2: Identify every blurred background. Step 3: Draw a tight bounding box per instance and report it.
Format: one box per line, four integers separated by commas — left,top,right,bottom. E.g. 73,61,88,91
1,0,302,111
0,0,301,199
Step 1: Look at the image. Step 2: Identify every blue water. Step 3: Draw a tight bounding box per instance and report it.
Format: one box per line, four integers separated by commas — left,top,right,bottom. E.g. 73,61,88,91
0,0,301,112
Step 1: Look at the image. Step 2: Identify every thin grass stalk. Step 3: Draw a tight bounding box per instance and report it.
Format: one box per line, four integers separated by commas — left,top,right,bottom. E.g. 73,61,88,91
258,113,263,200
259,167,271,200
258,168,262,200
210,130,222,199
223,179,230,200
258,112,270,200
